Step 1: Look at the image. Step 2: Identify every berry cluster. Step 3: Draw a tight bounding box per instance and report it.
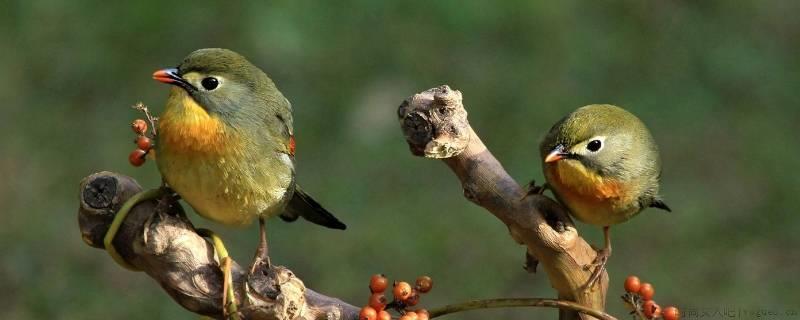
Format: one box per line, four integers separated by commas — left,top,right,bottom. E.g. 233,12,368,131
622,275,680,320
360,274,433,320
128,119,154,167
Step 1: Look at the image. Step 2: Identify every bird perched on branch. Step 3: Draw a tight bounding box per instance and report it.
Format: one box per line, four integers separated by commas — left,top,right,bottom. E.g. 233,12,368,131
539,104,670,288
152,48,345,314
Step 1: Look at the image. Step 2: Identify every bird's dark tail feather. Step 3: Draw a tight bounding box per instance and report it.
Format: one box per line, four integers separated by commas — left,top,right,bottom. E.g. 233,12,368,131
650,199,672,212
281,187,346,230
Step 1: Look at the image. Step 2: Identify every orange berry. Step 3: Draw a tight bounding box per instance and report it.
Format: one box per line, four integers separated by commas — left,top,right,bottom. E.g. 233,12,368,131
663,306,680,320
643,301,661,319
393,281,412,300
131,119,147,134
377,310,391,320
416,309,430,320
624,275,641,293
360,306,377,320
415,276,433,293
405,291,420,306
639,283,655,301
135,135,153,151
128,149,147,167
370,274,389,293
368,293,387,311
400,311,418,320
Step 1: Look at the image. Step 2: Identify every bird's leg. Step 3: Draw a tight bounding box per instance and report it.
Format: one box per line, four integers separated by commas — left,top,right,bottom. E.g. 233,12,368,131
103,187,166,271
522,180,550,200
249,217,271,274
196,228,239,320
584,226,612,290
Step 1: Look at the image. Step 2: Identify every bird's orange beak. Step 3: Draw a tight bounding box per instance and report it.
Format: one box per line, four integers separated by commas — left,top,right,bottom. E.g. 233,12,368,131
152,68,196,91
153,68,180,84
545,145,569,163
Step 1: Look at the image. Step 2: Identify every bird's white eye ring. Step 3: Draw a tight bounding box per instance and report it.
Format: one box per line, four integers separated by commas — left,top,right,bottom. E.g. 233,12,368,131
587,139,602,152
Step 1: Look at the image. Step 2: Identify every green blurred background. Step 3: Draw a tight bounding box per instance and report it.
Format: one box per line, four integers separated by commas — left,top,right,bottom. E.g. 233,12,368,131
2,1,799,319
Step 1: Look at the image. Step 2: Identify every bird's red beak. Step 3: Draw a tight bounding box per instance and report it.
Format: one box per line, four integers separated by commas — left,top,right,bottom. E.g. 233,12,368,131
152,68,196,91
545,145,569,163
152,68,181,84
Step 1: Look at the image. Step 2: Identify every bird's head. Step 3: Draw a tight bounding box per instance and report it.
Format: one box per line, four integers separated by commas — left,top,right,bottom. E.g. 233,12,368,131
153,48,286,124
539,104,659,180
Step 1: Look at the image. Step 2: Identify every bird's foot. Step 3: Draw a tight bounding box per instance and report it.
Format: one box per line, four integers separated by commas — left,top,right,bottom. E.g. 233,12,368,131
583,247,611,291
522,180,549,200
249,217,272,275
249,253,272,275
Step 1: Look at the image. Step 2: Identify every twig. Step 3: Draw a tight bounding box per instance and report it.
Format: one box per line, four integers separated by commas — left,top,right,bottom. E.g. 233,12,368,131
428,298,617,320
132,102,158,136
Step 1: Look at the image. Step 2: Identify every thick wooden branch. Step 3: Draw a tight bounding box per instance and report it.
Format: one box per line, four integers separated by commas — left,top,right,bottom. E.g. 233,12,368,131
398,85,608,320
78,172,359,320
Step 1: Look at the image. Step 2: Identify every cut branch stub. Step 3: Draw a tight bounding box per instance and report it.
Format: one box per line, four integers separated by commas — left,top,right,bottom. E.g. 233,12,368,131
398,85,470,158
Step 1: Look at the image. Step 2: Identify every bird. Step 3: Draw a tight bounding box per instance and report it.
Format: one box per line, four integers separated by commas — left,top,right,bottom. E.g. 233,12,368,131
539,104,670,288
151,48,345,313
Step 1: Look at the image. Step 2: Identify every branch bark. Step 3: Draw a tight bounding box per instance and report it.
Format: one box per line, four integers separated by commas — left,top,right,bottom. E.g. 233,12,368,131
397,85,608,320
77,172,359,320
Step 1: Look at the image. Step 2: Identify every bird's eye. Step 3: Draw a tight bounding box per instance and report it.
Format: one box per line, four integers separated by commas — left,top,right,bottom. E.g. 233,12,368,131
201,77,219,90
587,140,602,152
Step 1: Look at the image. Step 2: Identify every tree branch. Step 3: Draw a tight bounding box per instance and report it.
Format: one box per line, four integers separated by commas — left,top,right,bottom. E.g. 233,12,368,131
77,172,359,320
397,85,608,320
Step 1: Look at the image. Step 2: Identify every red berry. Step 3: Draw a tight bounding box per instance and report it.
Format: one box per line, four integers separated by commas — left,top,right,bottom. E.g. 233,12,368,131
393,281,412,300
405,290,420,306
368,293,387,311
624,275,641,293
370,274,388,293
400,311,418,320
377,310,391,320
416,309,430,320
136,135,153,151
639,283,655,301
415,276,433,293
663,306,680,320
643,301,661,319
359,306,377,320
128,149,147,167
131,119,147,134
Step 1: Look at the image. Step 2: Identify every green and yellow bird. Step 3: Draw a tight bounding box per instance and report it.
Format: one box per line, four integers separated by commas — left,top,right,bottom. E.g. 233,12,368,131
149,48,345,314
151,48,345,233
539,104,670,286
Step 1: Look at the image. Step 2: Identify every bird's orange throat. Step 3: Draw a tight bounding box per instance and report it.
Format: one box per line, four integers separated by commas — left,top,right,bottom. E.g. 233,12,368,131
546,160,626,201
157,89,233,155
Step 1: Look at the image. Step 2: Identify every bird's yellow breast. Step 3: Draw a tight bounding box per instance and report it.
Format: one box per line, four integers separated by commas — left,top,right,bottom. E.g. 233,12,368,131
156,90,292,226
545,160,637,226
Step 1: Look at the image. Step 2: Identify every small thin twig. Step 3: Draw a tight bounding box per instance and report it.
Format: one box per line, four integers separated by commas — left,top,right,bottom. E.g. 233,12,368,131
132,102,158,136
622,293,647,320
428,298,618,320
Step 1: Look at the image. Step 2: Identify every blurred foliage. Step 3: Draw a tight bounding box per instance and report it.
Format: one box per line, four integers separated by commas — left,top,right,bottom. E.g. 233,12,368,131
1,1,799,319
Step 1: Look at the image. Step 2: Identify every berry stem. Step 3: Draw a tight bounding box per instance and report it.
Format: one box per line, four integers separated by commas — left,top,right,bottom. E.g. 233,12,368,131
132,102,158,137
427,298,617,320
623,294,648,320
